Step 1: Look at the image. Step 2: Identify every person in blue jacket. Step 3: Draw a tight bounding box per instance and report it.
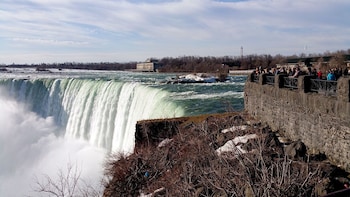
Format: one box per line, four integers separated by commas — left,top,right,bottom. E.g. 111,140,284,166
327,69,336,81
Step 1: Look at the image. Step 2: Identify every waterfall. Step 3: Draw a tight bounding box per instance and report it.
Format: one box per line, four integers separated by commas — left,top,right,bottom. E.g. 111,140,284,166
0,78,185,153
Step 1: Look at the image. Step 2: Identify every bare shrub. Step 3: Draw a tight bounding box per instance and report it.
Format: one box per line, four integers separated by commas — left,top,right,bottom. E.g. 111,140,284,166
103,114,346,197
33,163,102,197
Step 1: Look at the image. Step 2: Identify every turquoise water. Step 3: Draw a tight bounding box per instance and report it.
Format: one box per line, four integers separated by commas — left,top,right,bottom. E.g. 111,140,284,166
82,71,246,116
164,77,245,115
94,71,246,115
121,72,246,115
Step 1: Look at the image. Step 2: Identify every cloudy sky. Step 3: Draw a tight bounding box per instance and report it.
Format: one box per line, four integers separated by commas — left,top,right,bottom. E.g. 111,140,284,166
1,0,350,64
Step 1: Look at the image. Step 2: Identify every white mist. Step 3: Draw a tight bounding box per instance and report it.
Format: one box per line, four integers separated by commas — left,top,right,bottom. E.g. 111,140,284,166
0,89,106,197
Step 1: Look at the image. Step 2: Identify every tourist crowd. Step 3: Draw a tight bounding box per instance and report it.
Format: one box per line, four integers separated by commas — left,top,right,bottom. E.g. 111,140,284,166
254,65,349,81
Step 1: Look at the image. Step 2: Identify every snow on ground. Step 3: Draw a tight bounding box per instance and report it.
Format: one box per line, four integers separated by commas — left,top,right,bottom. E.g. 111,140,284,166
221,125,247,133
216,134,258,156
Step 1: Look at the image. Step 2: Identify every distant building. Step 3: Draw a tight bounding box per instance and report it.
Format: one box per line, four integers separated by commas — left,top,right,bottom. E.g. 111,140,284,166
136,58,162,72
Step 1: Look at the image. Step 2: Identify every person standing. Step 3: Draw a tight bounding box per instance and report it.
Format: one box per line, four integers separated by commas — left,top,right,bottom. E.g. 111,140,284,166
327,70,336,81
317,70,322,79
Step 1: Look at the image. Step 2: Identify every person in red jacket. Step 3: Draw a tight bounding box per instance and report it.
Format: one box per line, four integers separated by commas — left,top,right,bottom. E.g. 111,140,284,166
317,70,322,79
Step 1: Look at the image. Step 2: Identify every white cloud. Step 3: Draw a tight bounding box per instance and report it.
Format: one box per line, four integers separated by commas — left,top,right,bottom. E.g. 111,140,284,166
12,37,89,46
0,0,350,64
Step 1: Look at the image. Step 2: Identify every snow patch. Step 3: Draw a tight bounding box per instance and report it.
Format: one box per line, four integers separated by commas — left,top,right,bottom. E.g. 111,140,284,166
221,125,247,133
158,138,173,148
216,134,258,156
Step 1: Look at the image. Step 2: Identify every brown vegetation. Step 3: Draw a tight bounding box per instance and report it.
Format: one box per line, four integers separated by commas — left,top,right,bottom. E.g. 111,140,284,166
103,113,349,197
157,55,285,73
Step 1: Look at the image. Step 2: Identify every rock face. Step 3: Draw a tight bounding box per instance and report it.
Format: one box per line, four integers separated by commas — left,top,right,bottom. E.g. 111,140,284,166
244,73,350,172
135,117,190,149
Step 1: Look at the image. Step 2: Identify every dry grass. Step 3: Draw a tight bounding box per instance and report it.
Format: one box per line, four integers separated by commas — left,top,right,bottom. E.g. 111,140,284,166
103,113,348,197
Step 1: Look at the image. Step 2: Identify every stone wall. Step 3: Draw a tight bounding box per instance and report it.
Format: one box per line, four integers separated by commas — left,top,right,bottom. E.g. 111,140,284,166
244,73,350,172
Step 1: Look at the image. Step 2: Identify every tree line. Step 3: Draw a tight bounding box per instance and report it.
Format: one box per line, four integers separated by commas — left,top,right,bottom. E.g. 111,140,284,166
157,49,350,73
157,54,285,73
2,49,350,73
4,62,137,71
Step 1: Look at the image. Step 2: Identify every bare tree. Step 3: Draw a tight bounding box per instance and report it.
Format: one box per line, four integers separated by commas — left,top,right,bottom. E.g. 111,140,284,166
329,52,346,69
33,163,102,197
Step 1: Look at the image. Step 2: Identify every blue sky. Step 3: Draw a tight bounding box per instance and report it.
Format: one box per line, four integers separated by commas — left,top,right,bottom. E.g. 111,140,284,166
1,0,350,64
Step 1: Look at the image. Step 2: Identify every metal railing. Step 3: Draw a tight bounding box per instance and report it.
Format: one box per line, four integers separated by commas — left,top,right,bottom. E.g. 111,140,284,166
283,77,298,89
252,74,259,82
265,75,275,85
250,74,340,97
310,79,337,96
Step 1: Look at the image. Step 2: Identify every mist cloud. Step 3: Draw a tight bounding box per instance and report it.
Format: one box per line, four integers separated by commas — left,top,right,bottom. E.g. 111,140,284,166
0,88,106,197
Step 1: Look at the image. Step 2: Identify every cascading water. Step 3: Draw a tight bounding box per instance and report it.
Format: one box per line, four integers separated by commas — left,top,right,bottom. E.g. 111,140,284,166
1,78,185,153
0,77,185,196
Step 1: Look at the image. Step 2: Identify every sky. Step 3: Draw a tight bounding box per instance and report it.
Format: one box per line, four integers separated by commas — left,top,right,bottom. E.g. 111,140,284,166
1,0,350,64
